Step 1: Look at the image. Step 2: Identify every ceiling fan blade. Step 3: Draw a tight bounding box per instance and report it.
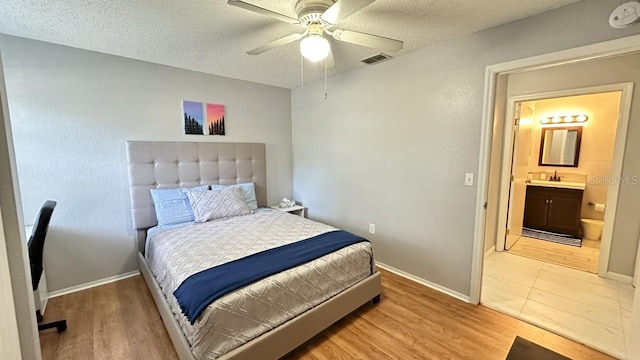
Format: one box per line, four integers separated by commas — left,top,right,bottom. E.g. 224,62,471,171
247,33,304,55
228,0,299,24
321,0,375,24
331,29,403,52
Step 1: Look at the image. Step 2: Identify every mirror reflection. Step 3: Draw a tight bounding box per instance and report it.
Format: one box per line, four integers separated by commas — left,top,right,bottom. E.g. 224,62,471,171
539,126,582,167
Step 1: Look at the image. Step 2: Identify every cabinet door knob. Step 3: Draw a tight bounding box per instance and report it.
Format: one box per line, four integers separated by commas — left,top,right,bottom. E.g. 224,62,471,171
549,199,553,204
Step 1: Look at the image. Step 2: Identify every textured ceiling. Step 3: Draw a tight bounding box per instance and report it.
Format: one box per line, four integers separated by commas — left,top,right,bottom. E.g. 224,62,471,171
0,0,582,88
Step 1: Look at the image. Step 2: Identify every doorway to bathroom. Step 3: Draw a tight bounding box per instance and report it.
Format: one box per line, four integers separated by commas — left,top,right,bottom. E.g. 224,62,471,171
481,82,634,358
473,44,640,359
499,90,623,274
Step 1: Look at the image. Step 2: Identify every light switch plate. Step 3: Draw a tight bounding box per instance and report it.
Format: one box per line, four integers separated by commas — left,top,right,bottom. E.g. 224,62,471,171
464,173,474,187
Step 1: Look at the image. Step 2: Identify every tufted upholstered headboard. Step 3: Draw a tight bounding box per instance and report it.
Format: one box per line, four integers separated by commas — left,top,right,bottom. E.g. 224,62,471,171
126,141,266,251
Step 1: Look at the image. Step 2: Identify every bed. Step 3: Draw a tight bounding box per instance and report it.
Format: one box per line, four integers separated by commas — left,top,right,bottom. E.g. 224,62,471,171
126,141,381,360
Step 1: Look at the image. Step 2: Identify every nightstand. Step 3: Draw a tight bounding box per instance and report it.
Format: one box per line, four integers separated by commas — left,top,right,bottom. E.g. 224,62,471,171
269,204,306,218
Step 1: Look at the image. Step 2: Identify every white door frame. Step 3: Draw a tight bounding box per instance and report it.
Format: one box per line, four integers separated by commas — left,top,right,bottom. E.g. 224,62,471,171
494,84,633,279
469,33,640,305
504,103,521,247
0,47,42,360
0,205,22,359
635,233,640,287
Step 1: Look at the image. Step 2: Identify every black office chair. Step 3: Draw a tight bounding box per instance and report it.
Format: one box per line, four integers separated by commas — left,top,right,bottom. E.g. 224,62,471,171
28,200,67,333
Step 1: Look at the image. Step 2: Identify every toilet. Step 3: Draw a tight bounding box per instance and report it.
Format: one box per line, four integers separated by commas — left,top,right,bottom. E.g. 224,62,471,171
581,219,604,240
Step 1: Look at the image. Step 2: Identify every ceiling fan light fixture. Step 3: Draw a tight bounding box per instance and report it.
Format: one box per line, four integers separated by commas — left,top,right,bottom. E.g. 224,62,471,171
300,34,330,62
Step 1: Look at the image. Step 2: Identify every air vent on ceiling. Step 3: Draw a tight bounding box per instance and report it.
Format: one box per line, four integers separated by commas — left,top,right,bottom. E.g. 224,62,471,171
361,53,392,65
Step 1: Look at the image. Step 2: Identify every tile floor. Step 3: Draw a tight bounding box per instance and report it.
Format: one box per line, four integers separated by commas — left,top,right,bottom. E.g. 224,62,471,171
482,251,635,359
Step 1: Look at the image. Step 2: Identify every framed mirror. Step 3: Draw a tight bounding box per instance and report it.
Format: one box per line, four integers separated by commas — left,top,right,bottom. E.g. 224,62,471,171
538,126,582,167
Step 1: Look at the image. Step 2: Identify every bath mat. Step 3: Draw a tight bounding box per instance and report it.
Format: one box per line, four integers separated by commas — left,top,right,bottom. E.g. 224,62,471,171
506,336,571,360
522,228,582,247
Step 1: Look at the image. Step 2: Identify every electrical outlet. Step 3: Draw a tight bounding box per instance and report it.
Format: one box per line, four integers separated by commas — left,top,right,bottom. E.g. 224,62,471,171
369,223,376,234
464,173,474,187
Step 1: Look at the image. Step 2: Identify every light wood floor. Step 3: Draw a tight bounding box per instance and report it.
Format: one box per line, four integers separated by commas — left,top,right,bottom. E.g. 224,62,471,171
508,236,600,273
39,274,178,360
39,269,613,360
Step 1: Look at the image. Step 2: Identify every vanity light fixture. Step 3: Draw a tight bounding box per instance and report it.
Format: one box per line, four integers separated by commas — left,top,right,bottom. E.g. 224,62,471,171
540,114,589,125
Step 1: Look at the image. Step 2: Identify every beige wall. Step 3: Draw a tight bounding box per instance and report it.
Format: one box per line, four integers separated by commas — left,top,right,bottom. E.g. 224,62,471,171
506,53,640,276
528,92,620,221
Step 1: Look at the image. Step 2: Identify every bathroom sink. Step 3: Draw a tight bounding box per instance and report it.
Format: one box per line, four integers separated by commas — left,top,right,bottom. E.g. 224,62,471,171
528,179,586,190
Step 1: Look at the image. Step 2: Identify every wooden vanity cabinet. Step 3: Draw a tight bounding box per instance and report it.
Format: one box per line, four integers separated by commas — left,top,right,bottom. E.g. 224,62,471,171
523,185,583,237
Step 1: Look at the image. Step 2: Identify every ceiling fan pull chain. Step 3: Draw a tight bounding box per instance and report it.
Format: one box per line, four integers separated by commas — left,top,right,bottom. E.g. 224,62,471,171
324,57,328,100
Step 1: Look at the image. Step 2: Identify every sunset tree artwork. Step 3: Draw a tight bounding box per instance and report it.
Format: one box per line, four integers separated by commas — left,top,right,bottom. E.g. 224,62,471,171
206,103,225,136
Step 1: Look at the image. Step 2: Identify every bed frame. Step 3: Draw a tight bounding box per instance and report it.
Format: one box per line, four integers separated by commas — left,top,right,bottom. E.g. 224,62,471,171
126,141,381,360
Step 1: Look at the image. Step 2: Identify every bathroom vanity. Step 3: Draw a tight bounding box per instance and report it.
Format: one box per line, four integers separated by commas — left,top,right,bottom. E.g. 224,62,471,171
523,181,584,237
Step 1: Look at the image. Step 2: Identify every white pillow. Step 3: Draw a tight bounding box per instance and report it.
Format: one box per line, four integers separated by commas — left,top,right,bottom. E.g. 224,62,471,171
211,182,258,210
186,186,251,223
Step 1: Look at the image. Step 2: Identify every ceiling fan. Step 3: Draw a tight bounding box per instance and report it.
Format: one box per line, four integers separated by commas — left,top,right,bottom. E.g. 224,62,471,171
227,0,404,66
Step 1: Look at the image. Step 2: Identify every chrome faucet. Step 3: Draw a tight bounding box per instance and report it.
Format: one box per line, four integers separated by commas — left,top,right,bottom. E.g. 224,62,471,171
549,170,562,182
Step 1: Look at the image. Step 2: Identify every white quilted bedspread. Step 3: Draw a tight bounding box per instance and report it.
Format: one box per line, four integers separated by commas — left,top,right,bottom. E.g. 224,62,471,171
146,209,374,359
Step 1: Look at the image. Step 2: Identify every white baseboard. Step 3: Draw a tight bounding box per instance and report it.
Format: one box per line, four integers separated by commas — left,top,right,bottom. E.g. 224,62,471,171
606,271,633,284
376,261,470,303
48,270,140,298
484,246,495,259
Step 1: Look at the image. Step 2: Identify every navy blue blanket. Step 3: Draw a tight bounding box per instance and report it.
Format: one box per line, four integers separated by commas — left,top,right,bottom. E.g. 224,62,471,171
174,230,369,324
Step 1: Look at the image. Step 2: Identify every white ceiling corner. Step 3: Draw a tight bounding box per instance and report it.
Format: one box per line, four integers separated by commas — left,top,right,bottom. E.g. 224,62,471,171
0,0,582,89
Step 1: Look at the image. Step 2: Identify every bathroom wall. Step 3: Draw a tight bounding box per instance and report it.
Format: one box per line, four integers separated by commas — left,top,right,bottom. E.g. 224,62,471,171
528,92,621,221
